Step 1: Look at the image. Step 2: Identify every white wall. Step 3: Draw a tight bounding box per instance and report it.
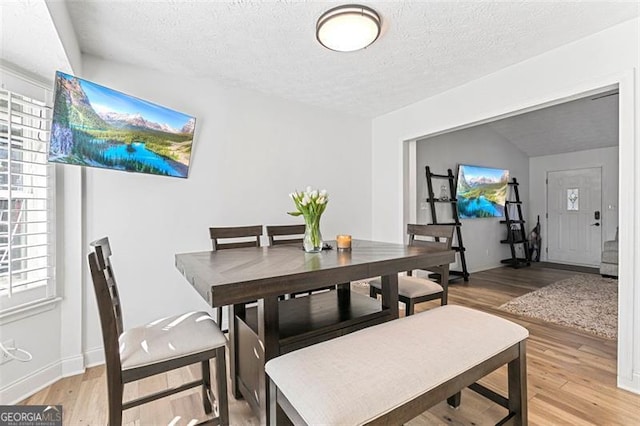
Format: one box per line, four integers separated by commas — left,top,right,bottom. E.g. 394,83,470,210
371,18,639,393
0,308,61,402
415,125,529,272
78,55,373,356
530,147,619,261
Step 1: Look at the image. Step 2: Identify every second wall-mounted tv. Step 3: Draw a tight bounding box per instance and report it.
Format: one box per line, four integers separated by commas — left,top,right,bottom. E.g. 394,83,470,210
49,71,195,178
455,164,509,219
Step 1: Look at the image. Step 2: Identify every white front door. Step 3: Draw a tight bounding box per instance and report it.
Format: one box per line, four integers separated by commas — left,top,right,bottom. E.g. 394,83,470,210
547,167,602,266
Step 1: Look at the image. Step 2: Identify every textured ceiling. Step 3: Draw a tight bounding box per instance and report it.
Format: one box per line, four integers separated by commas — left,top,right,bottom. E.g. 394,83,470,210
0,1,71,84
488,92,619,157
64,1,639,117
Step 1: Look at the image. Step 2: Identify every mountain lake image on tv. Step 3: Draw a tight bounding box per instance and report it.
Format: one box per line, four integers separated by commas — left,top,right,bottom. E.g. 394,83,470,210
455,164,509,219
49,71,195,178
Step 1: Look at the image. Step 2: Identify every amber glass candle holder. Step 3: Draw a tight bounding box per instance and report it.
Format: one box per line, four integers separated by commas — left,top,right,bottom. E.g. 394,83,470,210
336,234,352,251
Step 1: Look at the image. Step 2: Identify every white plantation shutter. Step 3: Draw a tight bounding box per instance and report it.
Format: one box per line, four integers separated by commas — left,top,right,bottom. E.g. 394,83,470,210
0,88,55,313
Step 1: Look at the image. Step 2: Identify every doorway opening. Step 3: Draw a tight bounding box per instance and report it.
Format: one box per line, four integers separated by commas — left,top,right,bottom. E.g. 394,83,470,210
404,78,634,380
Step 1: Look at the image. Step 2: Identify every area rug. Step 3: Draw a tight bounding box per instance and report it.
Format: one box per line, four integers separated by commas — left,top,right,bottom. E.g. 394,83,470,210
499,275,618,339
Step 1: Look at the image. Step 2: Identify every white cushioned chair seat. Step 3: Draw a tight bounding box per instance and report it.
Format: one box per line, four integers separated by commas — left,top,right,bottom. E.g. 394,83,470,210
266,305,528,426
119,311,226,370
369,275,443,298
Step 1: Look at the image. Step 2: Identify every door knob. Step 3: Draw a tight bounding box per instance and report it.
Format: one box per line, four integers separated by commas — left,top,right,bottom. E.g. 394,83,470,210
591,223,600,227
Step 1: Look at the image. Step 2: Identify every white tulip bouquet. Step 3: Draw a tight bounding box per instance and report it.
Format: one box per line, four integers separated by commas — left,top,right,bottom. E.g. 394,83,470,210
288,187,328,252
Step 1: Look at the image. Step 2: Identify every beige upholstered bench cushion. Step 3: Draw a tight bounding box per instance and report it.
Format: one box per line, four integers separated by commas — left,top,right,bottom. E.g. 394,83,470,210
369,275,443,298
119,311,226,370
266,305,528,426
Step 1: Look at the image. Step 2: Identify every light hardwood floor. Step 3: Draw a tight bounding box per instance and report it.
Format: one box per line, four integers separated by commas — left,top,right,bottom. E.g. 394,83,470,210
23,265,640,425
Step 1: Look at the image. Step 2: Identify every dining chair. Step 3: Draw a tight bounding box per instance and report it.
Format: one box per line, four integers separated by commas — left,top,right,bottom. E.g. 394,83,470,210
88,237,228,426
266,224,336,297
209,225,263,250
369,224,455,315
209,225,263,328
266,224,306,246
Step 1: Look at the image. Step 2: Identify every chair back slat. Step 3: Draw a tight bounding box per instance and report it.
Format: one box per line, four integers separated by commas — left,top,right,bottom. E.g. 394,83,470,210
411,240,449,250
88,243,124,395
92,236,112,269
266,224,305,246
90,237,124,335
209,225,263,251
407,224,454,250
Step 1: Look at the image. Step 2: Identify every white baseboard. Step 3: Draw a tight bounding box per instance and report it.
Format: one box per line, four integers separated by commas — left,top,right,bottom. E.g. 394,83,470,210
83,346,105,368
468,263,502,273
61,354,85,377
0,352,95,405
618,372,640,395
0,360,62,405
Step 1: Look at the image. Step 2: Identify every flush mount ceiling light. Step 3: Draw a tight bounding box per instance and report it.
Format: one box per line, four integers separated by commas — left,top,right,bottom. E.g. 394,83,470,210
316,4,381,52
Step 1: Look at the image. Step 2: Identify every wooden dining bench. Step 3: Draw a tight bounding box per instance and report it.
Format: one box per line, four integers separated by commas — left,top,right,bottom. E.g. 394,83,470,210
265,305,528,425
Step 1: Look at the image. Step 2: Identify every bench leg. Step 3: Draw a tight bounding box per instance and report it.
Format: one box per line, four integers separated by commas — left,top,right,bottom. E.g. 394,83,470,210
269,379,277,426
447,392,461,409
507,341,528,425
269,378,304,426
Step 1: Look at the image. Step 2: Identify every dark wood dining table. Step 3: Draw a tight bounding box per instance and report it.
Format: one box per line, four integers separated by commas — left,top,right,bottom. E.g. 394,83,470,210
175,239,455,424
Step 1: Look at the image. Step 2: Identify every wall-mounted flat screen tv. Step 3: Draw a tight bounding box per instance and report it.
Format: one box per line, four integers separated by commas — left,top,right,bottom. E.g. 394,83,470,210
455,164,509,219
49,71,195,178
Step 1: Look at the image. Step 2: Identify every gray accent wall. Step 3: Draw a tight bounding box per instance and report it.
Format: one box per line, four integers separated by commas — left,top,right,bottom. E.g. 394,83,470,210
416,125,529,272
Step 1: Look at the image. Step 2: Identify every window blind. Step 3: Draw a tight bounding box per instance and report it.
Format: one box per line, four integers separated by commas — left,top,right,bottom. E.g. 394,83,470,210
0,88,55,312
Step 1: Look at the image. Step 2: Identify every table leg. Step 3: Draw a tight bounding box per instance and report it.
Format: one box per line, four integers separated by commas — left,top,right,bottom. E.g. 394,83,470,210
258,295,280,425
229,303,245,399
337,282,351,306
380,274,399,319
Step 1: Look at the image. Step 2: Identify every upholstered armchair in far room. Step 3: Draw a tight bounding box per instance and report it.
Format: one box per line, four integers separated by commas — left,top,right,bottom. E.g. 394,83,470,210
600,228,618,277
